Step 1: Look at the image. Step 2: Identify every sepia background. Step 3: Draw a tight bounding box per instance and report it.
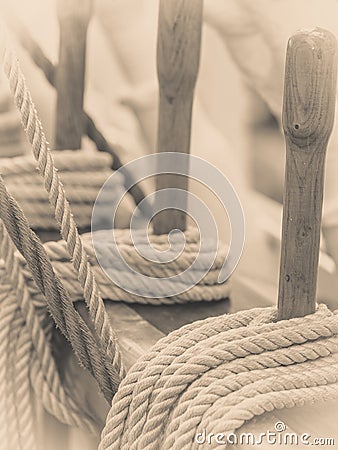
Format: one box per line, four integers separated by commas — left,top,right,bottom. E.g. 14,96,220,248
1,1,338,449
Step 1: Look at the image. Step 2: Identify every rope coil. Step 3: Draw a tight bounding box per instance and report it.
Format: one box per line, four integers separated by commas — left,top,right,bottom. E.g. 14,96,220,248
0,46,127,449
17,229,231,305
0,44,231,449
100,304,338,450
0,150,132,230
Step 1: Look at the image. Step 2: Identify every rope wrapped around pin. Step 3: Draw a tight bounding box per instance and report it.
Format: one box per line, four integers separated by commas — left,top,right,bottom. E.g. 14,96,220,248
0,0,135,232
16,229,231,305
0,39,127,448
0,148,133,230
100,305,338,450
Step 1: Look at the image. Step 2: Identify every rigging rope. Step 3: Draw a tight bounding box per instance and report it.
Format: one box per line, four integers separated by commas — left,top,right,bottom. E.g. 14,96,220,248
2,47,126,389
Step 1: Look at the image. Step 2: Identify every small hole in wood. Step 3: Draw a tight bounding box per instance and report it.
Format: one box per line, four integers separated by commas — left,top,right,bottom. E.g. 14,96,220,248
285,274,290,282
294,124,300,130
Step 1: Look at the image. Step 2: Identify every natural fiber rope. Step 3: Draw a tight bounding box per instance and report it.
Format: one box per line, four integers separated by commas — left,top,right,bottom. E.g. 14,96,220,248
0,150,113,177
2,48,126,387
17,229,231,305
0,222,102,424
0,42,231,448
100,304,338,450
0,151,129,230
0,176,121,403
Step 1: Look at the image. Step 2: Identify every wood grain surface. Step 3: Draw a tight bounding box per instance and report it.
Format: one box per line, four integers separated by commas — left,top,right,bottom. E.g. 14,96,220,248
153,0,203,234
278,29,338,320
55,0,92,149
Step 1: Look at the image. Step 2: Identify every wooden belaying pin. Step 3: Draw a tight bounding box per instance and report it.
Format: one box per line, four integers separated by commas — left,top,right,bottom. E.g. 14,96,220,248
153,0,203,235
55,0,92,150
278,28,338,320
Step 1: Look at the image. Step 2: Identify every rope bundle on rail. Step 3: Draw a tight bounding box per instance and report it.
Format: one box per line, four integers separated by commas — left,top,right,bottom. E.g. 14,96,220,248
0,46,127,449
16,229,231,305
100,304,338,450
0,149,132,230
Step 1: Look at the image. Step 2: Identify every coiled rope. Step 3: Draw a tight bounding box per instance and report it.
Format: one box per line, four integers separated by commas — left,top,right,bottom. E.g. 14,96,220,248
0,46,127,449
0,224,99,450
0,146,131,230
17,229,231,305
100,304,338,450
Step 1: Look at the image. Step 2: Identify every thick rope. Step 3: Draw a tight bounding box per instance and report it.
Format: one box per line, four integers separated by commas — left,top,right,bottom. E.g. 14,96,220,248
0,43,231,447
2,48,125,386
0,150,129,230
4,27,334,450
0,149,113,177
0,178,121,402
0,221,102,436
17,229,231,305
100,304,338,450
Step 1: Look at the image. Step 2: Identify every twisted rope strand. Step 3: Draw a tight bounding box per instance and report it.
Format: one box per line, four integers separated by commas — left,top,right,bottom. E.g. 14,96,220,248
0,222,102,433
0,178,118,401
3,48,125,382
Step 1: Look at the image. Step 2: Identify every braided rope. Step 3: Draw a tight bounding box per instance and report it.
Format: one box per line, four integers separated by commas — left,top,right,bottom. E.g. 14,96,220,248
2,48,125,385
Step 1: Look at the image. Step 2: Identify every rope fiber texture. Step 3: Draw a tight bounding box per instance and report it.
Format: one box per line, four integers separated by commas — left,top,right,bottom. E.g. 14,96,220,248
0,46,128,450
0,150,132,230
18,228,231,305
100,304,338,450
2,46,126,387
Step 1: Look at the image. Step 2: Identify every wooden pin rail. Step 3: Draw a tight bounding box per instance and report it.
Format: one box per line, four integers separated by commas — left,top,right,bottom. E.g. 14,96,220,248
278,28,338,320
55,0,92,150
153,0,203,235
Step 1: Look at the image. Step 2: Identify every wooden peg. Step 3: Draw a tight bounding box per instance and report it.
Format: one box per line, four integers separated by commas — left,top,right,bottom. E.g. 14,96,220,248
55,0,92,150
278,28,337,320
153,0,203,235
